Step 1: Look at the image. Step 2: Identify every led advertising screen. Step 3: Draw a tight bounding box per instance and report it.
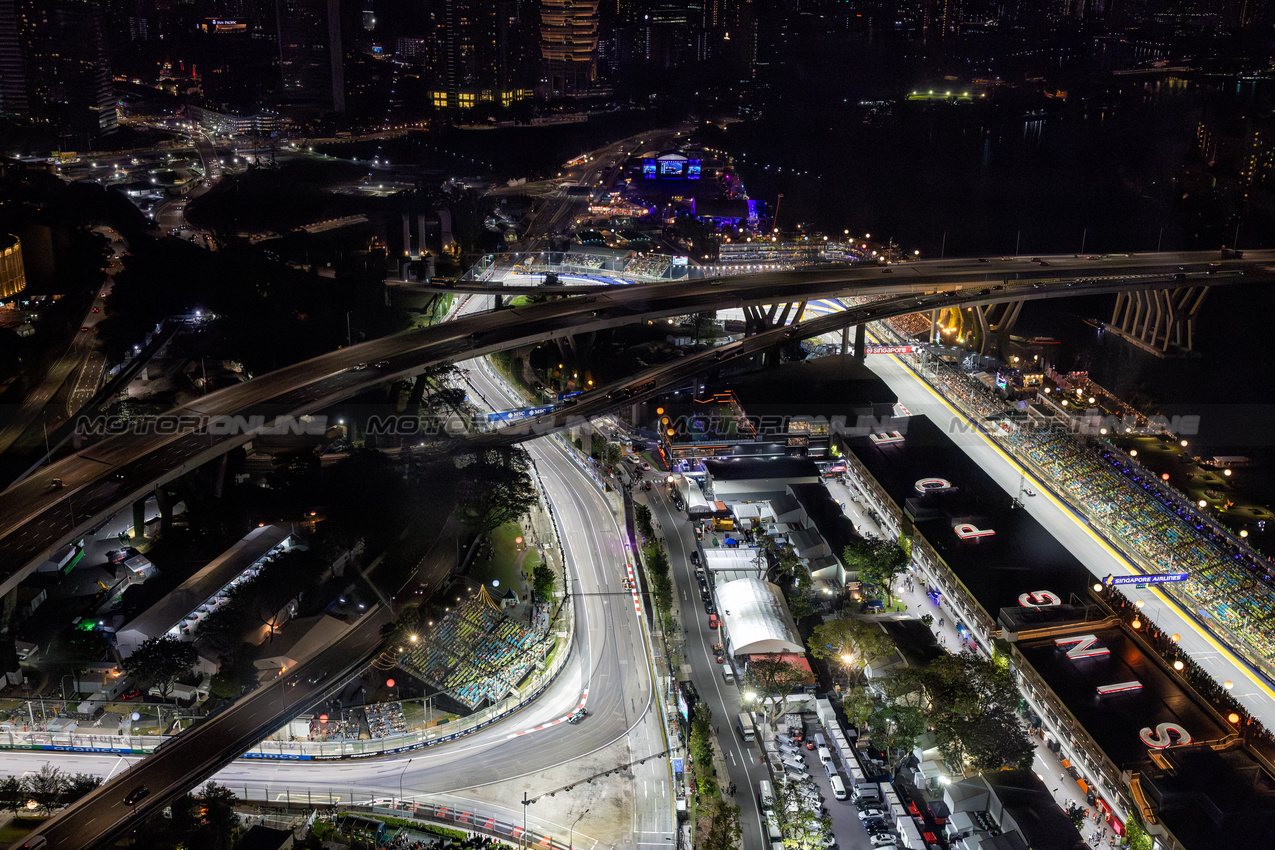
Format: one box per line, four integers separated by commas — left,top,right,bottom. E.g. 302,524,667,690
642,160,656,178
687,160,702,179
660,160,685,176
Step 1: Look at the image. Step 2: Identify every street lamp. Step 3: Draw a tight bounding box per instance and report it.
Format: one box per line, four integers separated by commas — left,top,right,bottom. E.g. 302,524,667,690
397,758,413,808
569,807,590,849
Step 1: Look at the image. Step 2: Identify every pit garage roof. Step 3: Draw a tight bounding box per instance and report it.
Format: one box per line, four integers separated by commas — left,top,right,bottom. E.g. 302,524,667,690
717,577,805,656
115,524,292,656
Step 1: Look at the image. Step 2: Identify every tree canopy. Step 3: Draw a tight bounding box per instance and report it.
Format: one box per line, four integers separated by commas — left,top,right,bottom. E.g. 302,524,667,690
742,653,816,727
123,635,197,700
454,447,539,534
842,538,910,604
808,618,893,672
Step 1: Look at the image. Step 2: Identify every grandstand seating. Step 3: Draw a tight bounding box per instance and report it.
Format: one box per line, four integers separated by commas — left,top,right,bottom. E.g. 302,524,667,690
398,593,550,710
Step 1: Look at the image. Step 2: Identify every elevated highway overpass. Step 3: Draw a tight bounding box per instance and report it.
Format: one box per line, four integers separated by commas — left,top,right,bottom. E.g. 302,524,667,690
0,250,1267,601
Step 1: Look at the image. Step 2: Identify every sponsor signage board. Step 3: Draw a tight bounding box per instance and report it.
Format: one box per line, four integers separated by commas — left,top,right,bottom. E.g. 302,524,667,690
1107,573,1188,586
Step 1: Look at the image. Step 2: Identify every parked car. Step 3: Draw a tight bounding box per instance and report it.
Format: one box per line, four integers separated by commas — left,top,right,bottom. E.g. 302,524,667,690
120,688,142,700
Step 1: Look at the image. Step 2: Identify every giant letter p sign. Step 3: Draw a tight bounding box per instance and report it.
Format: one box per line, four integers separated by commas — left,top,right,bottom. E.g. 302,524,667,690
954,523,995,540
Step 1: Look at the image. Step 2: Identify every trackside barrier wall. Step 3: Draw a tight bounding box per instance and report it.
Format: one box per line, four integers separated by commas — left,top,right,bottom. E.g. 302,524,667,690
238,793,573,850
0,625,575,760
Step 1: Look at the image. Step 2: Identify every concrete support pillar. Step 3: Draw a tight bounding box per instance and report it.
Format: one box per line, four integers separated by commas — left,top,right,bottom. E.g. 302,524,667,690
401,214,411,258
855,323,866,363
974,305,992,356
1108,285,1212,356
214,454,229,500
930,309,940,344
1111,292,1130,331
408,374,428,406
840,325,850,356
994,301,1023,334
417,214,427,258
155,487,173,539
132,498,147,541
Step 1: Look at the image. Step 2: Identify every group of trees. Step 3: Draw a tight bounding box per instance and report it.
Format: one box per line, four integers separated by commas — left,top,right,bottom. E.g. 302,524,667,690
0,764,100,816
196,548,329,658
774,776,834,850
643,542,674,617
861,645,1035,773
741,653,816,729
122,635,198,702
633,504,674,613
590,433,623,471
905,653,1035,772
813,607,1034,774
842,539,910,606
808,618,894,680
531,562,557,602
757,531,820,620
453,447,540,535
133,782,241,850
687,703,742,850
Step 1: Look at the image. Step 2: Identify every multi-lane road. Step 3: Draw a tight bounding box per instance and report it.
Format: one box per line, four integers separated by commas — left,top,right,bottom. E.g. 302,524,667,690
0,228,123,461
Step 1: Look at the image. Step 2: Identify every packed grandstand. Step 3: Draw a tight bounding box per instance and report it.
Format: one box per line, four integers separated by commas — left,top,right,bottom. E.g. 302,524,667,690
876,318,1275,681
398,586,552,710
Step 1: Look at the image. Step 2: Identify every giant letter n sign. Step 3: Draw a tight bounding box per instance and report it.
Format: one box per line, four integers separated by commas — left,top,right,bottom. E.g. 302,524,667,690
1055,635,1110,659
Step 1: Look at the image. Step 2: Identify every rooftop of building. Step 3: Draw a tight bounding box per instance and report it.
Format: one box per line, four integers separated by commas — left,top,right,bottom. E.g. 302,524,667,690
703,456,820,482
1141,744,1275,850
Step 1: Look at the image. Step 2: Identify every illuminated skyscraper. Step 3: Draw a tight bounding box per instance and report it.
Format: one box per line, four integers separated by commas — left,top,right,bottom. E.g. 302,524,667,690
0,0,116,141
540,0,599,96
275,0,345,112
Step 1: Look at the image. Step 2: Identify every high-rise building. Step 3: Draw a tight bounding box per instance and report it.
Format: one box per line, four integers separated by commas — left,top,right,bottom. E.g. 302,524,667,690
638,0,705,68
427,0,534,110
0,234,24,300
0,0,26,117
2,0,117,141
275,0,345,112
540,0,599,96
